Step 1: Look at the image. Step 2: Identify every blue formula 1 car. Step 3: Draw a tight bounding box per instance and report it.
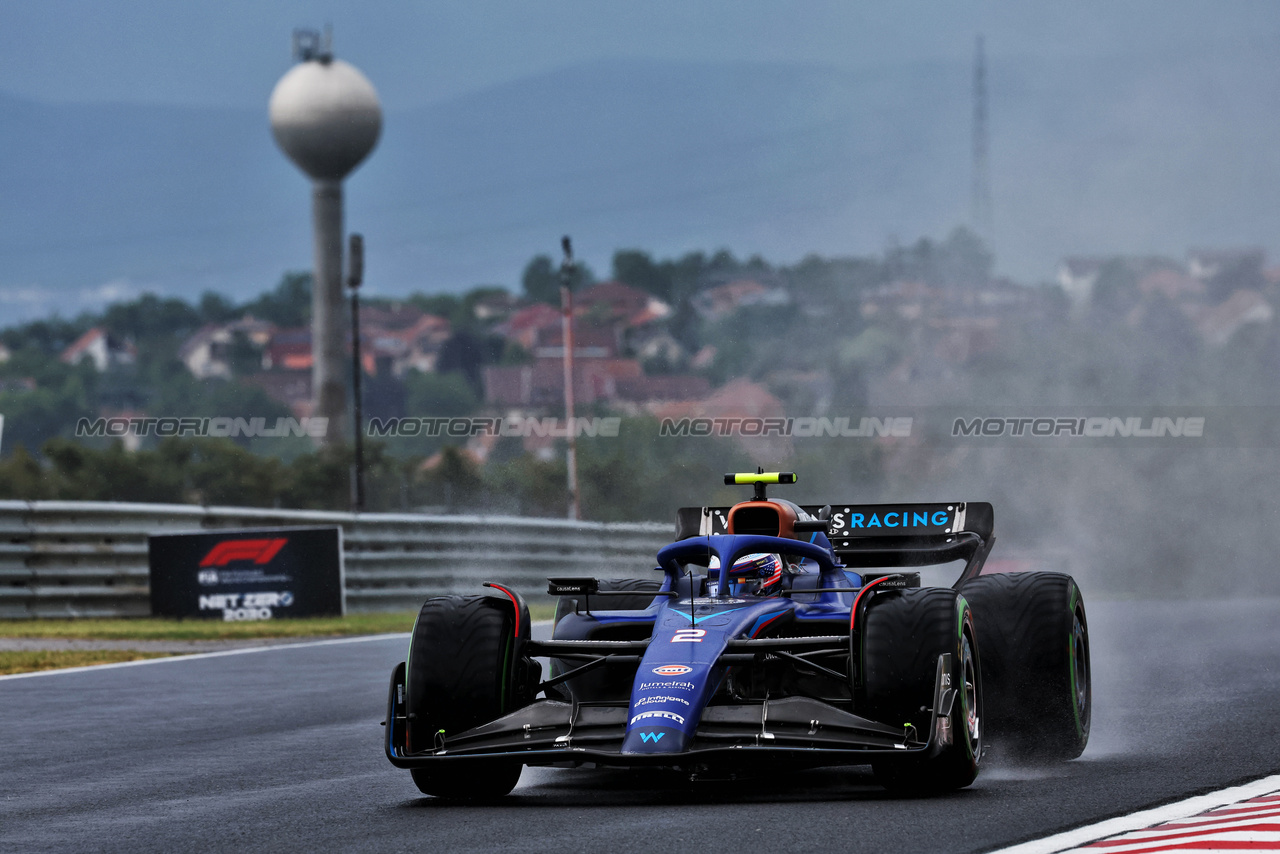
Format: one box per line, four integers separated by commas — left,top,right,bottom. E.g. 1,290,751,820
383,472,1091,798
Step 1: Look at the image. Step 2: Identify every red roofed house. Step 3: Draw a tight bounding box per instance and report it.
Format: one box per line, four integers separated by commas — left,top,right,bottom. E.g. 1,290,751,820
178,316,275,380
262,328,313,371
391,313,451,374
496,304,563,351
693,279,789,320
60,327,137,372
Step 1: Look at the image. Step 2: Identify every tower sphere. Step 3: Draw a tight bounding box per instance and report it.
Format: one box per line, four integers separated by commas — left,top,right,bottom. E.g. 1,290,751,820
269,58,382,182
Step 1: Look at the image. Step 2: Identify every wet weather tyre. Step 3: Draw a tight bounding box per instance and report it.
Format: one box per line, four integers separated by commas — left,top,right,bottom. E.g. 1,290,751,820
861,588,983,793
404,595,526,800
959,572,1090,761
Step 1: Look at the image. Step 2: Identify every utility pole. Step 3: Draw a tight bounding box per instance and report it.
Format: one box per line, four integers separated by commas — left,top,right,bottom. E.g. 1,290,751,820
971,35,993,244
347,233,366,512
560,236,580,521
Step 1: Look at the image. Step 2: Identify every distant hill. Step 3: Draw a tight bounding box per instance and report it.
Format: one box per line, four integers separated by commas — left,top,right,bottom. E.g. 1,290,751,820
3,53,1279,321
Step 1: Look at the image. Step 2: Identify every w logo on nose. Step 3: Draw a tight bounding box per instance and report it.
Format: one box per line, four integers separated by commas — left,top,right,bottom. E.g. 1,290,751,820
640,732,665,744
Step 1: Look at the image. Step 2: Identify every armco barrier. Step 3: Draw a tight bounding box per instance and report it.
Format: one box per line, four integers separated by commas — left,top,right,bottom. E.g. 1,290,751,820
0,501,671,618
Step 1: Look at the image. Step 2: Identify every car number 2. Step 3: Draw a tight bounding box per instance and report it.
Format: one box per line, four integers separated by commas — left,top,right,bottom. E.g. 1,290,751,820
672,628,706,643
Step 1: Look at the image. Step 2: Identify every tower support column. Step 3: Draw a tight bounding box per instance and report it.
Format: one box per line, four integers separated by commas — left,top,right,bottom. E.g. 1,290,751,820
311,178,347,443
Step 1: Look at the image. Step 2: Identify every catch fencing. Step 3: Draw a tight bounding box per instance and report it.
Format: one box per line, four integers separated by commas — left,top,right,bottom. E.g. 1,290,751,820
0,501,671,618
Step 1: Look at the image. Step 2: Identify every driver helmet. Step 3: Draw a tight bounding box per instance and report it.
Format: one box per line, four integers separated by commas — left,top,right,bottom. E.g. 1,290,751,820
712,552,785,597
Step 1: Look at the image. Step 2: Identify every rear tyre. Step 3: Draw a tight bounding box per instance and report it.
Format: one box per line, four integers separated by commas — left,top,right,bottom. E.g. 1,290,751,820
405,595,529,799
959,572,1090,761
861,588,982,793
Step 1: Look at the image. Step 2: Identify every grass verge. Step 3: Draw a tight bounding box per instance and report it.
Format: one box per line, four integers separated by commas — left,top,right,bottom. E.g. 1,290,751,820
0,603,558,641
0,650,173,676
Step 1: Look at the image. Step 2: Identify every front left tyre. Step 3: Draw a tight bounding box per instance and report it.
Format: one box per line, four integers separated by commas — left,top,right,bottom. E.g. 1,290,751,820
404,594,536,799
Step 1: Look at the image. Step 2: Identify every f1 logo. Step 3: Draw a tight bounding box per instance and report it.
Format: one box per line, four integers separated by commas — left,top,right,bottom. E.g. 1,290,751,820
199,538,288,568
640,732,665,744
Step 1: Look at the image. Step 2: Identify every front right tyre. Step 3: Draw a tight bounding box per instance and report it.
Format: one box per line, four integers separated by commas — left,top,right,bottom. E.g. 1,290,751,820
860,587,983,793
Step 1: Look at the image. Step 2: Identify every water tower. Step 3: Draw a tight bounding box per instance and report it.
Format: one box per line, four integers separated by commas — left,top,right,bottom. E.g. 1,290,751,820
269,29,381,445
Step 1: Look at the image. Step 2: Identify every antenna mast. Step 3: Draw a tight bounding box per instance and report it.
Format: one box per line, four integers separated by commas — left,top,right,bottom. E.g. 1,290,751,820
971,35,993,243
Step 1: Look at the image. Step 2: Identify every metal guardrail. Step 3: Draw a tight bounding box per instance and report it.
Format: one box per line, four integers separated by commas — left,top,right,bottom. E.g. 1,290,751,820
0,501,671,619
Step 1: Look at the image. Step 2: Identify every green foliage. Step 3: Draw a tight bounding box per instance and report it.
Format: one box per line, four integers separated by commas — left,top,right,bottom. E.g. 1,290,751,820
404,370,479,417
407,292,462,324
883,227,993,289
612,249,673,301
417,446,487,510
838,326,904,372
436,331,507,395
0,315,94,354
402,285,512,330
0,446,55,499
197,291,239,324
522,255,594,304
521,255,560,304
101,293,202,345
0,378,94,453
239,272,312,327
40,438,184,502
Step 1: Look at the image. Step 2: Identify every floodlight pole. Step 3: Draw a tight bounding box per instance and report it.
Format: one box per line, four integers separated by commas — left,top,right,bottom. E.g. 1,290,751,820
560,236,580,521
348,233,366,512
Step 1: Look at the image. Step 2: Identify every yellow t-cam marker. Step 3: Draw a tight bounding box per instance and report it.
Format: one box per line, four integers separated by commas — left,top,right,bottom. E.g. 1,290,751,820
724,472,796,500
724,472,797,485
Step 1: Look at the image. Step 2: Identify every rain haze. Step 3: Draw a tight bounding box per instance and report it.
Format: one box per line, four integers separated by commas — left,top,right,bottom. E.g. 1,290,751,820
2,2,1278,580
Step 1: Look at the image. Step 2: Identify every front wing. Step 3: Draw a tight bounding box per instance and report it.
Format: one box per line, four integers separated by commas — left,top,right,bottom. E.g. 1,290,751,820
384,652,957,771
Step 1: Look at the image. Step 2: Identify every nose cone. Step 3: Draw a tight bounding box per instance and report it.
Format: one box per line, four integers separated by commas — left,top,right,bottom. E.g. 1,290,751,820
269,58,382,181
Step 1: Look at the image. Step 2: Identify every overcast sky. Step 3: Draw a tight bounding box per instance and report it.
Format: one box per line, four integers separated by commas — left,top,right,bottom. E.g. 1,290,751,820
4,1,1278,111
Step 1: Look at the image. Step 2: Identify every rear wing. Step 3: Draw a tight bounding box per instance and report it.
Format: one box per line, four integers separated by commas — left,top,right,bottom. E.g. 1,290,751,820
675,502,995,582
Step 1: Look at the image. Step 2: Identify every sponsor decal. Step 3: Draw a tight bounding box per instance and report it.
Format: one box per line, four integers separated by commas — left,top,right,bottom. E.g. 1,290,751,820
199,538,288,567
634,695,691,707
639,732,665,744
678,598,747,606
197,591,294,621
830,510,950,531
652,665,693,676
631,710,686,726
638,681,696,692
149,526,342,621
671,628,706,643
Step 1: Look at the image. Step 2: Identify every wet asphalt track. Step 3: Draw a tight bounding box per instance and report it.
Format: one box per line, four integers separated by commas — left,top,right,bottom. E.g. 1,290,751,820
3,598,1280,854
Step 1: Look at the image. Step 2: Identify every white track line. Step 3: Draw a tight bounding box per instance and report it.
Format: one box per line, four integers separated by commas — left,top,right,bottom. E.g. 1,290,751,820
0,632,410,682
988,773,1280,854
